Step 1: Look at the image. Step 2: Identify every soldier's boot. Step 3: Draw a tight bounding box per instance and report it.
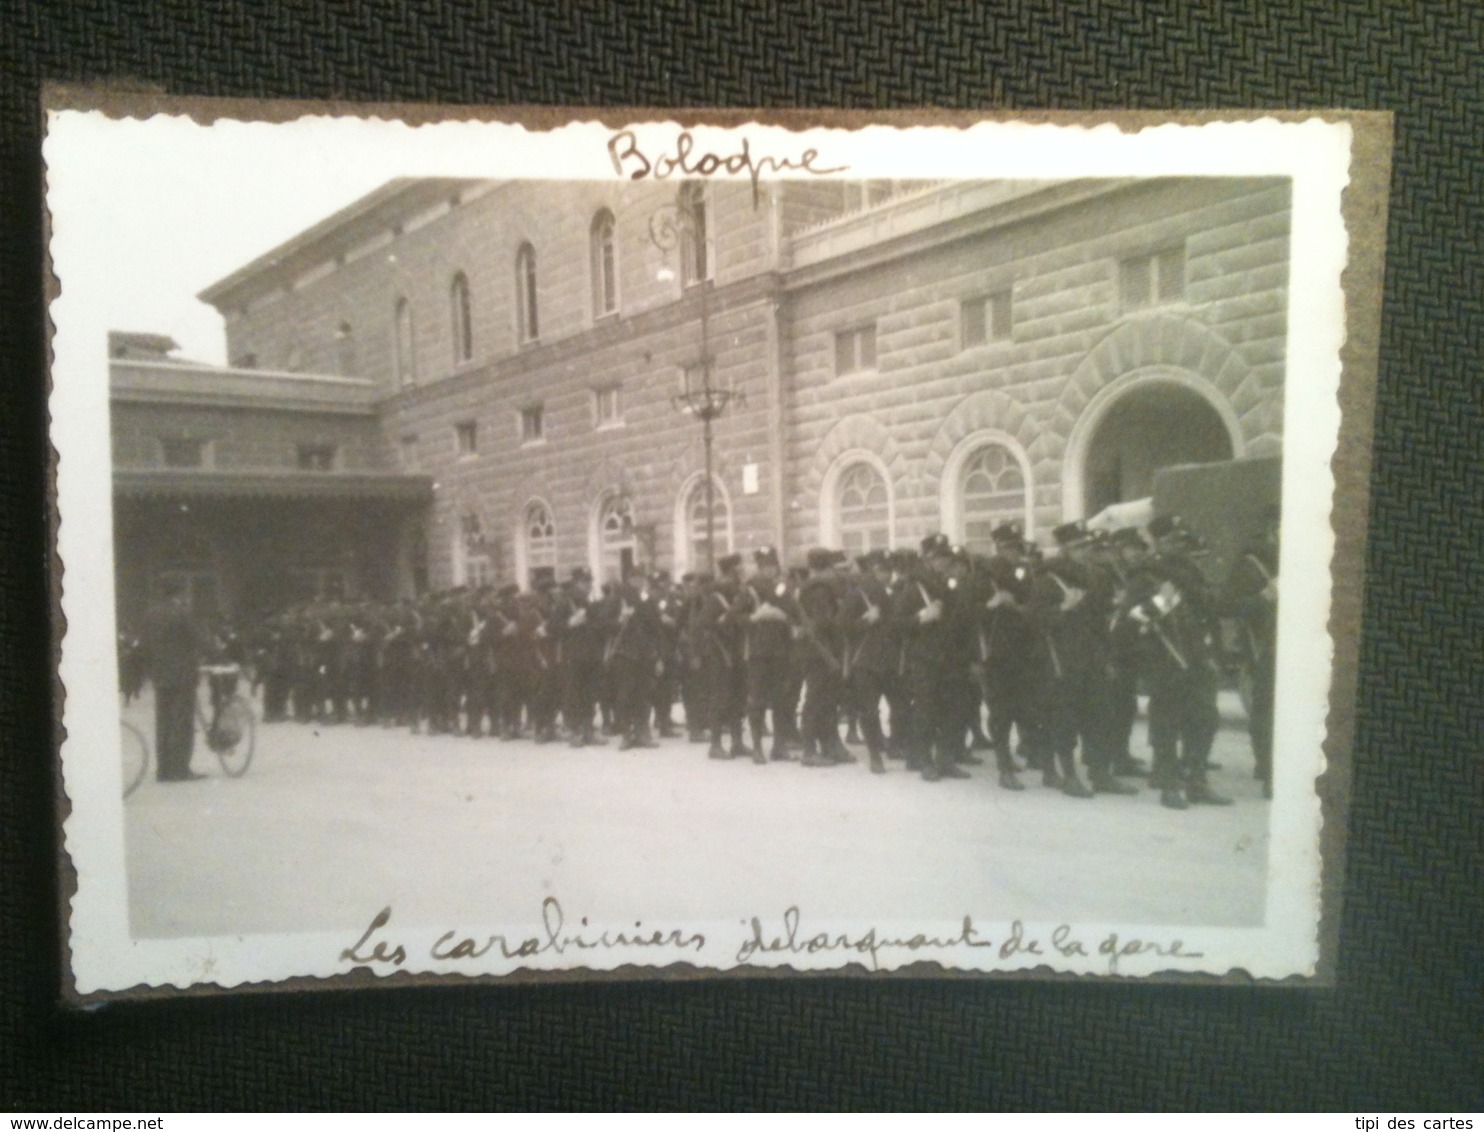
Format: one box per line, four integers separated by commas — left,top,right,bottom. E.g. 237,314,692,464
1183,758,1233,805
727,724,752,761
1148,747,1179,791
868,746,886,775
1089,765,1138,795
1112,752,1150,777
993,745,1025,791
707,733,731,760
1151,747,1187,807
584,725,608,747
937,755,971,780
633,725,658,750
953,740,985,766
749,718,767,761
1057,750,1094,798
826,733,856,764
800,734,830,768
845,718,863,746
1040,756,1064,790
769,737,793,762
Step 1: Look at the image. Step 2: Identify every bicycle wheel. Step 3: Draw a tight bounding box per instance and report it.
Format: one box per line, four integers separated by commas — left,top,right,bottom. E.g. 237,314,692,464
209,697,256,777
121,721,149,798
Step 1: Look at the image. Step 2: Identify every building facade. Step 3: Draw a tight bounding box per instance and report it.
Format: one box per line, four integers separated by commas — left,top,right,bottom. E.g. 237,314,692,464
112,174,1289,618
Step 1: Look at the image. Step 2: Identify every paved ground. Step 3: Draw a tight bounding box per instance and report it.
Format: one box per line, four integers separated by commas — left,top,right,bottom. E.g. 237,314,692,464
120,691,1270,940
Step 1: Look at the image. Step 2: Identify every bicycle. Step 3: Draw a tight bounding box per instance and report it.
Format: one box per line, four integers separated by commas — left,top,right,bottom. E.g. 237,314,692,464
199,663,256,778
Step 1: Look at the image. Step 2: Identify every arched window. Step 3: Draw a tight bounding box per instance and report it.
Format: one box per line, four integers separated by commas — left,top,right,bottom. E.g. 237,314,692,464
678,183,709,286
680,474,732,573
590,209,618,318
837,462,890,555
394,297,416,387
450,272,472,363
524,500,557,575
515,243,538,344
961,442,1029,555
596,493,635,582
458,510,494,588
335,321,356,376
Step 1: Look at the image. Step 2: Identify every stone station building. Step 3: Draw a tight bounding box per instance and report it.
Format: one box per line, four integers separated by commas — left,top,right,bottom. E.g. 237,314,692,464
110,174,1290,621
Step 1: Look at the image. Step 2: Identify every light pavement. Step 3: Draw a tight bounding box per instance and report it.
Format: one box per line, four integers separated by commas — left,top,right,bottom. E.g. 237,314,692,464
120,692,1270,941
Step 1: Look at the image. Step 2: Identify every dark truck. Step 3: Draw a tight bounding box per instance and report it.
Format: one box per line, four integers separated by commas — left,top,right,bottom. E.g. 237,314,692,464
1151,454,1281,715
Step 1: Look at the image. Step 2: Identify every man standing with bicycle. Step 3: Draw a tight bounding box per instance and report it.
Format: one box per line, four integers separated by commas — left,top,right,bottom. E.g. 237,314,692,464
140,576,205,782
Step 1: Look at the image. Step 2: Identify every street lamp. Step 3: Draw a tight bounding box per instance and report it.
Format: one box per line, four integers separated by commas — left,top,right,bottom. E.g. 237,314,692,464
650,200,743,575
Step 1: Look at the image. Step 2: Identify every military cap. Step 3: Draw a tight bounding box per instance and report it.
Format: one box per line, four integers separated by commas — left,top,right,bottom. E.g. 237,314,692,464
753,545,780,566
920,532,953,559
717,553,743,573
990,520,1024,545
806,547,836,570
888,548,919,571
1052,520,1089,546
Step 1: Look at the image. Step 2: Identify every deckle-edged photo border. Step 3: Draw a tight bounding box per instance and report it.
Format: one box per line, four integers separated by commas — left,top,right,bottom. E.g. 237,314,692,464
43,94,1390,999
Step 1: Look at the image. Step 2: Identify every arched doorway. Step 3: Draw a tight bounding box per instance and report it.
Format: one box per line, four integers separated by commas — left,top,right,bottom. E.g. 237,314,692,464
1081,382,1235,517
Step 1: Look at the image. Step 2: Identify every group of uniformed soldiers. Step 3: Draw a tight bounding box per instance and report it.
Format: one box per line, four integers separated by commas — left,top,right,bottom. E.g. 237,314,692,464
141,511,1275,811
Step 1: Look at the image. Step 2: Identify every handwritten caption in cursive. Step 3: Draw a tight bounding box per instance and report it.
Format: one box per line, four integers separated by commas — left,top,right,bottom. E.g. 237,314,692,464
342,901,1205,976
607,129,849,208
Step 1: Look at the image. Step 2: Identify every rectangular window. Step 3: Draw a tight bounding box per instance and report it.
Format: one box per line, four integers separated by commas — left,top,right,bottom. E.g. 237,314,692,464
594,384,622,428
160,437,208,468
961,290,1012,348
296,444,338,472
1120,246,1186,312
834,324,877,376
455,420,478,458
399,434,419,470
520,404,545,444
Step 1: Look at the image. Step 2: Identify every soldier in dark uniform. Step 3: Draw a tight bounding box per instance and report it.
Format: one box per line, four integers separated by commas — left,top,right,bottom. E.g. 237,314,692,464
841,550,898,774
1100,528,1152,777
378,598,420,729
1221,505,1279,798
1118,514,1230,809
138,576,205,782
894,534,971,783
462,587,500,737
489,583,524,739
941,545,986,770
555,566,609,748
428,590,469,735
696,554,750,760
1034,522,1123,798
649,571,682,738
980,522,1042,787
797,548,851,768
740,546,797,764
524,569,561,743
676,573,709,742
606,569,663,750
344,600,381,725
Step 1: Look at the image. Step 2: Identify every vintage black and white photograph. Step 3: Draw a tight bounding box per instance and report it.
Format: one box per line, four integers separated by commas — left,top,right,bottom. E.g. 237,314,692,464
47,106,1358,994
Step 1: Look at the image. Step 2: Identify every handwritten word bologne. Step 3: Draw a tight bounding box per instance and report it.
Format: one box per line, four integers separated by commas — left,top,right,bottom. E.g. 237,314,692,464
607,130,848,207
342,902,1205,976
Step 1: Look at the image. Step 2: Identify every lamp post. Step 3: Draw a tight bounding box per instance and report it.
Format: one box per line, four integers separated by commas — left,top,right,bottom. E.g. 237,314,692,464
651,201,742,575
